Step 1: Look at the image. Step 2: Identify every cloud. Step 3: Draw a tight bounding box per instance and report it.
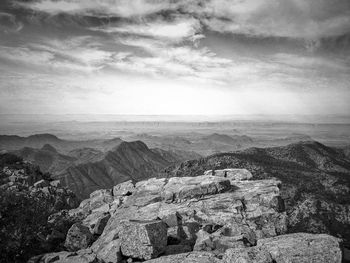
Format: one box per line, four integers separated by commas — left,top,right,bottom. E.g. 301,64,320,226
196,0,350,40
94,16,203,43
15,0,181,17
111,36,233,83
0,12,23,33
17,0,350,41
0,37,114,73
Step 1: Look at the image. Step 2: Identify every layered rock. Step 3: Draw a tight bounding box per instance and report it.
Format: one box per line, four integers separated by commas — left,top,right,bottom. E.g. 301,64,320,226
32,168,343,263
223,233,342,263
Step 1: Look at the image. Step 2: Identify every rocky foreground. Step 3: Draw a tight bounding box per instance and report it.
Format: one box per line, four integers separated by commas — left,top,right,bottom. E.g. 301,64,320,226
30,169,344,263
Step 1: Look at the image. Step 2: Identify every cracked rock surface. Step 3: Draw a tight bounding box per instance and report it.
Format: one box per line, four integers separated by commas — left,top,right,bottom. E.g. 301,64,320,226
31,169,342,263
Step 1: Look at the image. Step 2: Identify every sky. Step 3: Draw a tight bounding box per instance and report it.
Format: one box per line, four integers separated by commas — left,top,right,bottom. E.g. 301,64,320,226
0,0,349,117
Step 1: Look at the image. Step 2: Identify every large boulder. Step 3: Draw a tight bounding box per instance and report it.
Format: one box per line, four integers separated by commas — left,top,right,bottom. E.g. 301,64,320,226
119,220,168,260
161,175,231,202
64,223,93,251
223,233,342,263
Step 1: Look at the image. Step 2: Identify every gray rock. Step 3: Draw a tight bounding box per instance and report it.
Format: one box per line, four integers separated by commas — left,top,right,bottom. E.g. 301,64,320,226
94,239,122,263
223,233,342,263
205,169,253,181
82,212,110,235
119,220,168,260
92,213,111,235
144,252,221,263
65,223,93,252
161,175,231,202
113,180,135,196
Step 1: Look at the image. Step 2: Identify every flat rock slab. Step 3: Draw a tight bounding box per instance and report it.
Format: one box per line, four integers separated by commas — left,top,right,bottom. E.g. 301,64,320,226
162,175,231,202
223,233,342,263
144,252,221,263
119,220,168,260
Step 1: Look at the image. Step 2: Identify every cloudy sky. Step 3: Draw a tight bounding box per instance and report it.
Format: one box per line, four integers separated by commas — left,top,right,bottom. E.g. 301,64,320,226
0,0,349,117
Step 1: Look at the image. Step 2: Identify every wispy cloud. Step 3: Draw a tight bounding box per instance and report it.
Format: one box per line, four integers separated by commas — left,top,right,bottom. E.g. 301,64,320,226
0,12,23,33
93,16,203,43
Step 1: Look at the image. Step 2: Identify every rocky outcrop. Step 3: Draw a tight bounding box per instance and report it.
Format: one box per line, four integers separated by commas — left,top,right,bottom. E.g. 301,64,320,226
31,168,343,263
223,233,342,263
165,141,350,249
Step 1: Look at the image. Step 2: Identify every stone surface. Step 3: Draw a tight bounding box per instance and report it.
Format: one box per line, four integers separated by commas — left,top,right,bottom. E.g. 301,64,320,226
82,212,110,235
223,233,342,263
144,252,221,263
64,223,93,251
161,175,231,202
205,169,253,181
119,220,168,260
113,180,135,196
30,168,344,263
93,239,122,263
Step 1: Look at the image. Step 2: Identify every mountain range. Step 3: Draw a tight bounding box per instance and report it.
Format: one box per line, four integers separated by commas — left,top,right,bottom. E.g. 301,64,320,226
54,141,182,199
0,134,123,153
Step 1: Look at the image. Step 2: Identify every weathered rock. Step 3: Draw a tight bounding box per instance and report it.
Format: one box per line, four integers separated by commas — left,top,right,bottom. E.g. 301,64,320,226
223,233,342,263
93,213,111,235
94,176,286,258
93,239,122,263
82,212,110,235
223,246,272,263
113,180,135,196
65,223,93,251
56,252,97,263
144,252,221,263
119,220,168,260
193,229,246,255
161,175,231,203
205,169,253,181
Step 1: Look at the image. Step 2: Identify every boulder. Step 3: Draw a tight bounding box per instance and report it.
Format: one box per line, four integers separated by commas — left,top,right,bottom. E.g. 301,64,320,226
223,233,342,263
113,180,135,196
161,175,231,202
144,252,221,263
119,220,168,260
65,223,93,251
